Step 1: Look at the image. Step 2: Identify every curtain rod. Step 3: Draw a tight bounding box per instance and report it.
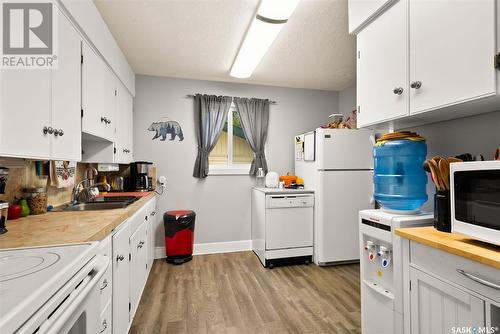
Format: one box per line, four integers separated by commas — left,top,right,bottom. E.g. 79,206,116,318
185,94,277,104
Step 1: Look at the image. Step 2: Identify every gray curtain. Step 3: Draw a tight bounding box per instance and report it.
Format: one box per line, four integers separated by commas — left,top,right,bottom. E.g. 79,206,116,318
193,94,232,178
234,97,270,176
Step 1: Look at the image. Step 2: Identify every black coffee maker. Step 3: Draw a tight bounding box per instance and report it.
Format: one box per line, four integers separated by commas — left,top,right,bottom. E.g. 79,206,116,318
130,162,152,192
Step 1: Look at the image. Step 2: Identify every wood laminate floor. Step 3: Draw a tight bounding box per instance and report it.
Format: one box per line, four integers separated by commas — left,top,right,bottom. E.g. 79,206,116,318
130,252,361,334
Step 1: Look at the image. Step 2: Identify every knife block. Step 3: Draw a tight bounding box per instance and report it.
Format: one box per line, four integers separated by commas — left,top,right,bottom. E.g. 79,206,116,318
434,190,451,233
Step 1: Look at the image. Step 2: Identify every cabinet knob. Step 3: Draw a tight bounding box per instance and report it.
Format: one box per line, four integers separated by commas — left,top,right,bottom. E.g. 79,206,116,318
393,87,404,95
58,129,64,137
410,81,422,89
116,254,125,262
43,126,49,135
54,129,64,137
101,116,106,123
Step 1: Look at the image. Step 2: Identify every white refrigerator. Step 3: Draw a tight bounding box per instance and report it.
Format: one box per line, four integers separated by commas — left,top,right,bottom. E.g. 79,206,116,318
295,128,374,265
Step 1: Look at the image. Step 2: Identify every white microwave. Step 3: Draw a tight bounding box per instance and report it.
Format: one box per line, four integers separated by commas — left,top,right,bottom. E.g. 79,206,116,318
450,160,500,246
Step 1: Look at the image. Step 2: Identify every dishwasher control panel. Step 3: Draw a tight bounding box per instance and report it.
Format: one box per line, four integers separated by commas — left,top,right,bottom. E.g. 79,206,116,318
266,195,314,208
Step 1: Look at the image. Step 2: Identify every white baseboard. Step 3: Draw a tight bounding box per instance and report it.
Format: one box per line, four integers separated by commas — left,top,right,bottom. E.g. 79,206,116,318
154,239,252,259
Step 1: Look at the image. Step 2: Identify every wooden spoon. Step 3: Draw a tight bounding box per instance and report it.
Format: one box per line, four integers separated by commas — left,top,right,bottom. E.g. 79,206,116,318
432,156,443,165
439,159,450,190
427,159,444,191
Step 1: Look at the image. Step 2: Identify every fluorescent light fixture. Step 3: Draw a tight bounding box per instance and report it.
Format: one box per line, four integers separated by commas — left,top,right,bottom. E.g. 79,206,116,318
230,0,301,78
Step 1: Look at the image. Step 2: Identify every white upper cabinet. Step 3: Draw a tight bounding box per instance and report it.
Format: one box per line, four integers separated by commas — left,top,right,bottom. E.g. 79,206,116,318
115,82,134,164
357,0,407,127
82,42,116,142
348,0,395,34
0,69,51,159
409,0,497,114
350,0,500,128
51,10,82,161
0,7,81,161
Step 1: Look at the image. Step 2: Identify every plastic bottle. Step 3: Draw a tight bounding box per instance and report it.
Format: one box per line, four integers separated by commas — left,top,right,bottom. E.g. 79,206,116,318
373,140,428,212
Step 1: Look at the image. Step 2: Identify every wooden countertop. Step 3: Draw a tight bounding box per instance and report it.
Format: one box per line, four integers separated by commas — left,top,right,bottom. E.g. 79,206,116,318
395,226,500,269
0,193,156,249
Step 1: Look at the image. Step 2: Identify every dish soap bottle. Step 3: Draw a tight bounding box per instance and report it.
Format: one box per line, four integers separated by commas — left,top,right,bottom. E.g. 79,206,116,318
255,168,265,188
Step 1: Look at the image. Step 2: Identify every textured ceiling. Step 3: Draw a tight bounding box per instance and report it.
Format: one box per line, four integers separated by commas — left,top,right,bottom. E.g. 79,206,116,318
93,0,356,91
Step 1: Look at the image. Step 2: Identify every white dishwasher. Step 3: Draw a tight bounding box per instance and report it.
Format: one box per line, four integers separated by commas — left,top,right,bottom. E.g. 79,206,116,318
251,188,314,268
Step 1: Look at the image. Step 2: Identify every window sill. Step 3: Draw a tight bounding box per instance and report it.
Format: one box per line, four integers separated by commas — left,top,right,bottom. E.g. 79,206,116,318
208,168,251,176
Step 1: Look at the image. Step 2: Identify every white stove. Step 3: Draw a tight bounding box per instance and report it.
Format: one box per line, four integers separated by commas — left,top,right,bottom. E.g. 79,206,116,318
0,243,108,334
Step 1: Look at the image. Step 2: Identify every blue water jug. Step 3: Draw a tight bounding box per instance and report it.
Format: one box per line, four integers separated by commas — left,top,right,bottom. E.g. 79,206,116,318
373,140,428,211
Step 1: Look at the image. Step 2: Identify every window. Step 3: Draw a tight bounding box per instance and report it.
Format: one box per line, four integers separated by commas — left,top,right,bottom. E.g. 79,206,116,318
209,103,254,174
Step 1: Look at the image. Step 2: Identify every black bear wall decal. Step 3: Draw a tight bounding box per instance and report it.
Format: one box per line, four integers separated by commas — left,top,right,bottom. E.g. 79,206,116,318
148,121,184,141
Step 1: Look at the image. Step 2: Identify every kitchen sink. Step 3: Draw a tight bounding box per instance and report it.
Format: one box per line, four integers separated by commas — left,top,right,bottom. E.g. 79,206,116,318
53,196,140,212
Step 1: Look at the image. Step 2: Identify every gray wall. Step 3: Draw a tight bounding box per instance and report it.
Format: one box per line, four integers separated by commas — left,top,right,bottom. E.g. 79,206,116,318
338,83,357,118
408,111,500,211
133,75,339,247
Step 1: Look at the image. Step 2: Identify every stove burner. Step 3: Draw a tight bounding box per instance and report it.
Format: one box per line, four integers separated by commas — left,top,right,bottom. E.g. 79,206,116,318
0,252,60,282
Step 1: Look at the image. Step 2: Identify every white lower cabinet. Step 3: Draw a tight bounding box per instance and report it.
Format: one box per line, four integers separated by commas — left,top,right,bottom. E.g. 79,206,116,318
129,221,148,317
112,222,130,334
106,197,157,334
410,267,484,334
404,241,500,334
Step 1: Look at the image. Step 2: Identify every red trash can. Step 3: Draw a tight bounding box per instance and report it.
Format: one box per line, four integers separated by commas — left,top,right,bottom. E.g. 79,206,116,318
164,210,195,264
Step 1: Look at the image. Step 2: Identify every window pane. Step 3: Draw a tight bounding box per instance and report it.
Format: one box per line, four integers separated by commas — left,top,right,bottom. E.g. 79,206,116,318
208,119,228,165
232,111,253,164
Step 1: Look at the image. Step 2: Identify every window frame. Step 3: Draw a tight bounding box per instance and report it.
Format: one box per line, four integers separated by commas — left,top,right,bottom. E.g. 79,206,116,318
208,103,253,175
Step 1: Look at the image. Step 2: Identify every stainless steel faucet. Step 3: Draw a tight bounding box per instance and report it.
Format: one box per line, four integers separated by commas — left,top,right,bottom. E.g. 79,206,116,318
71,178,111,204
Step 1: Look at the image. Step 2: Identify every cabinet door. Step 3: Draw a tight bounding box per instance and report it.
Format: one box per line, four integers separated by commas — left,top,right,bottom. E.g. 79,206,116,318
0,70,50,159
147,205,156,271
82,43,115,141
51,10,81,161
356,0,407,127
409,0,496,114
129,222,147,317
115,83,133,163
410,267,485,334
112,223,130,334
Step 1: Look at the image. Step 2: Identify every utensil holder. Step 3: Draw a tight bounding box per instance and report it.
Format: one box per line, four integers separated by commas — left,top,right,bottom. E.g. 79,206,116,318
434,190,451,233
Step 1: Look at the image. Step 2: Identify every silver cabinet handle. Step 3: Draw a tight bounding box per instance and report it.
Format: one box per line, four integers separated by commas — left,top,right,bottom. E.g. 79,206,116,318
151,211,156,216
457,269,500,290
54,129,64,137
45,126,54,134
393,87,404,95
100,319,108,333
58,129,64,137
43,126,49,135
410,81,422,89
138,241,145,248
116,254,125,262
100,278,108,291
